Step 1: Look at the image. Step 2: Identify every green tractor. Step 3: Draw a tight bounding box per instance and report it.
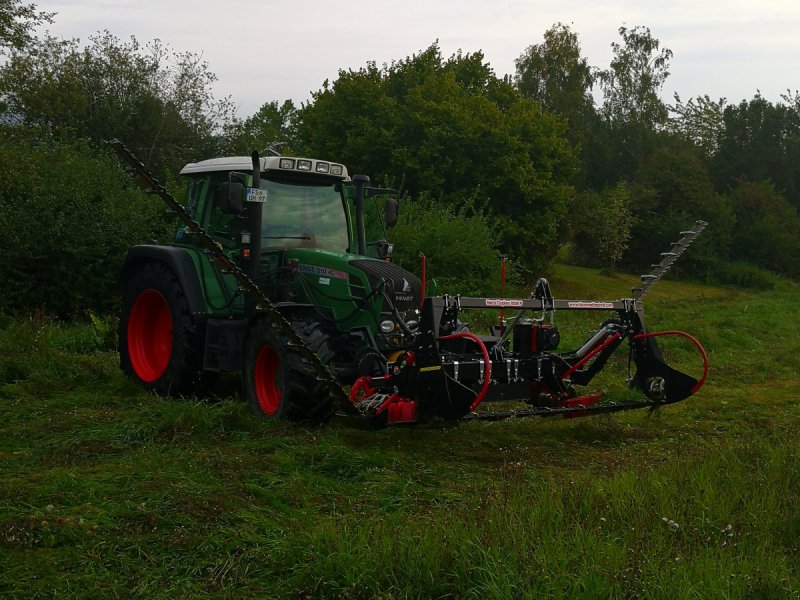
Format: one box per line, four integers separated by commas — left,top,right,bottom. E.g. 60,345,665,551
114,141,708,426
118,146,419,421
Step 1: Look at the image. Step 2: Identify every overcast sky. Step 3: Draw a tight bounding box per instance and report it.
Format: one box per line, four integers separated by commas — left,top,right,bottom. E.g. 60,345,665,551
38,0,800,118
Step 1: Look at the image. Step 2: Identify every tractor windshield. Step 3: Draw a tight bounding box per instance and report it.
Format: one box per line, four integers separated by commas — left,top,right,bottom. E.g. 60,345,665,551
260,179,349,252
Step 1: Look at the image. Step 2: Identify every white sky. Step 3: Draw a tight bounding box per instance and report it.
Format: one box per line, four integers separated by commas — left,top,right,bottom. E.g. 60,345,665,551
38,0,800,118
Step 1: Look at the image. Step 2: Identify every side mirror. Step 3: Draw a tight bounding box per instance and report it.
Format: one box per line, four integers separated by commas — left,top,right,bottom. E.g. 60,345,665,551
384,198,398,227
221,182,245,214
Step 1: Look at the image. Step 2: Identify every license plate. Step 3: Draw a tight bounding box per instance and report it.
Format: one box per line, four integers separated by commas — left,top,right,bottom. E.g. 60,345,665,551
247,188,268,203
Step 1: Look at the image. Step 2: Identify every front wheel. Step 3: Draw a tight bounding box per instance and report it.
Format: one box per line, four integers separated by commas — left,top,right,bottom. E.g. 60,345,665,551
242,319,336,423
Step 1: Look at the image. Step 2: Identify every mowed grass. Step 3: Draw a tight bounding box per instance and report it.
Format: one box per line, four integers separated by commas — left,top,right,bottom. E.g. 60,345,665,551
2,267,799,599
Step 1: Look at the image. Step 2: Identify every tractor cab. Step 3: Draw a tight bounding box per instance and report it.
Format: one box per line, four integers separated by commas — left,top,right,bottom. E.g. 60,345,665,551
179,155,397,258
179,156,353,251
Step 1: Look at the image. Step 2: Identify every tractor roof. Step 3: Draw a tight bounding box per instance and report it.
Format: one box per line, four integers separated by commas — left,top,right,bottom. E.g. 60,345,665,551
180,156,349,180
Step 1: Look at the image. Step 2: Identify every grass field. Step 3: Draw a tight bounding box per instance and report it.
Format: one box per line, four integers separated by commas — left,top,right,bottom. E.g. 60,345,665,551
2,266,799,599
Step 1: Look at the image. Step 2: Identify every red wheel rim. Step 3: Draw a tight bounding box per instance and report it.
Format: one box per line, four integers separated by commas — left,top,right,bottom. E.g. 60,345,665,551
127,289,173,382
254,345,282,415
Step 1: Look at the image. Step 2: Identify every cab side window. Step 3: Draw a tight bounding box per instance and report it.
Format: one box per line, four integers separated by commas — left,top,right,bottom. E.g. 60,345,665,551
204,174,238,249
185,177,206,219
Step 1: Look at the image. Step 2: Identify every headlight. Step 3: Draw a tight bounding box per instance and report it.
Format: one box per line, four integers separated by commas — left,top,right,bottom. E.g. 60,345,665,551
380,319,395,334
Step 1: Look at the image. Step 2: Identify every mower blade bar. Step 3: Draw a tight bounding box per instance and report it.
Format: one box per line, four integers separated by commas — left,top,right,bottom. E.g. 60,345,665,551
463,399,659,421
633,220,707,299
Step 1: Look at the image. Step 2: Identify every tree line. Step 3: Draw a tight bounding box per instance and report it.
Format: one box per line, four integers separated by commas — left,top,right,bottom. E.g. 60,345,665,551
1,2,798,316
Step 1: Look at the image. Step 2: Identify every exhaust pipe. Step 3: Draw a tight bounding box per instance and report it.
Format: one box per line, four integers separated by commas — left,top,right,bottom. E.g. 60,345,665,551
248,150,262,282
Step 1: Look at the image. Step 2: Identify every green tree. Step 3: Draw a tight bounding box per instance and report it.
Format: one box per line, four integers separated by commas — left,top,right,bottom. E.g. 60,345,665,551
570,183,634,272
597,26,672,129
514,23,595,145
668,94,727,157
582,26,674,190
224,99,298,155
0,31,234,175
0,0,52,54
623,143,734,276
712,93,800,209
390,194,502,296
298,43,577,276
514,23,599,189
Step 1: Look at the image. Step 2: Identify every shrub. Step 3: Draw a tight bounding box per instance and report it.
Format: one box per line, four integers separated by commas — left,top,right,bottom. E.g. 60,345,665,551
727,180,800,280
388,194,506,296
0,128,174,316
711,260,778,290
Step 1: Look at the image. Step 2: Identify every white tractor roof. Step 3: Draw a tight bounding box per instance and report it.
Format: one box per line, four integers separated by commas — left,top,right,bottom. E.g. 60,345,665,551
180,155,349,180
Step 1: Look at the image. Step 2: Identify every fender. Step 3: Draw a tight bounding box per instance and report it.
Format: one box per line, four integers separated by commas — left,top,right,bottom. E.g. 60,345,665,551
121,244,206,315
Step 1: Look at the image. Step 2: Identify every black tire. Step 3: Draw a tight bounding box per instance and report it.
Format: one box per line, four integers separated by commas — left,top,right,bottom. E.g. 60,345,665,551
119,262,206,396
243,318,336,423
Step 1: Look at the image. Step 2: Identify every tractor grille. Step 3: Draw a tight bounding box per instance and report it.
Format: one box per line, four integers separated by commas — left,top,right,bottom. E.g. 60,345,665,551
349,259,421,312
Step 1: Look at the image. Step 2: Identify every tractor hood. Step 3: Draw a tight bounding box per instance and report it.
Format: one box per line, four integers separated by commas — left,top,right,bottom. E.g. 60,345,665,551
348,258,422,313
285,248,422,324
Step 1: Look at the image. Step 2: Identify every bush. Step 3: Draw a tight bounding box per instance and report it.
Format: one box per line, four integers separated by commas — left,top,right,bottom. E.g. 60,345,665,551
388,194,505,296
711,261,778,290
727,181,800,280
0,128,174,316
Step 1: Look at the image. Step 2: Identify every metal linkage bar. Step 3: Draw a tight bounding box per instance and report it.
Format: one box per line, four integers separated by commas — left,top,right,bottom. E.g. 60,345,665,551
449,296,633,311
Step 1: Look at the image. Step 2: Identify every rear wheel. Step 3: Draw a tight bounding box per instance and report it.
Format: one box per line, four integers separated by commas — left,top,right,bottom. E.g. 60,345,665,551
243,318,336,422
119,262,205,395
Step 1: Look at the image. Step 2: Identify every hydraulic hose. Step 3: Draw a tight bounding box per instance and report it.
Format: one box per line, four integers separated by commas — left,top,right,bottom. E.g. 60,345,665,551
633,331,709,394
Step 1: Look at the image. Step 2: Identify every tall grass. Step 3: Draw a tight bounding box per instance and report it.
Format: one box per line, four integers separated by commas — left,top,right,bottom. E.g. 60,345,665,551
2,268,799,598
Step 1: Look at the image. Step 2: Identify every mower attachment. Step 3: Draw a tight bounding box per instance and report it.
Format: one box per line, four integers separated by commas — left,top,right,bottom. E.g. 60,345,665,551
348,215,708,428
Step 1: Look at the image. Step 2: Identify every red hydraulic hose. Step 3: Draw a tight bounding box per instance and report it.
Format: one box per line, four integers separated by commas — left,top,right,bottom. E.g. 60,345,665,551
499,256,507,330
633,331,709,394
438,332,492,411
561,332,623,381
419,252,426,310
